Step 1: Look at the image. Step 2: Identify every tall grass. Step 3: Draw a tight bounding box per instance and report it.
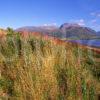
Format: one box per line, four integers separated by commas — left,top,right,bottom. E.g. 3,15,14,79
0,30,99,100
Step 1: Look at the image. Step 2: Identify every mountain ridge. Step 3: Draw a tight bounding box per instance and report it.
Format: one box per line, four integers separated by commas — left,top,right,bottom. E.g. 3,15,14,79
16,23,98,39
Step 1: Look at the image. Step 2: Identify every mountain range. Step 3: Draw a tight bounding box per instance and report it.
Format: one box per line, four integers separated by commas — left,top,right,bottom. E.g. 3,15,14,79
16,23,100,40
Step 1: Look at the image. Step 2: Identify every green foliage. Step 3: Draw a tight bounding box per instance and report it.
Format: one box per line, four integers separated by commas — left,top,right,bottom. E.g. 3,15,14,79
56,67,67,96
0,77,14,96
81,78,88,100
7,27,14,36
89,85,95,100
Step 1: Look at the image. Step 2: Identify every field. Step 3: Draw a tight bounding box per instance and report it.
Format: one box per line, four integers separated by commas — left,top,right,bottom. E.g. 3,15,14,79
0,29,100,100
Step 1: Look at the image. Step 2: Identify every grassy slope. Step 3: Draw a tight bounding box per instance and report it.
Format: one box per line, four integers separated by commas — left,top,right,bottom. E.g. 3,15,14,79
0,30,100,100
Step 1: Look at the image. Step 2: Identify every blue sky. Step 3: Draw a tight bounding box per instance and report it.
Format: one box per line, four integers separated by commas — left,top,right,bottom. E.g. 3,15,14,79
0,0,100,31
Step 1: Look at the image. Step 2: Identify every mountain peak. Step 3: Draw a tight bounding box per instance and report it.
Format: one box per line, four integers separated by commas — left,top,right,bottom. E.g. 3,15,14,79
38,25,58,30
60,23,81,29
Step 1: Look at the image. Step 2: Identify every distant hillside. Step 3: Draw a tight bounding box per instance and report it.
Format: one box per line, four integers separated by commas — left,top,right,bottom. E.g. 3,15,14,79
60,23,97,39
16,26,59,34
16,23,98,39
97,31,100,36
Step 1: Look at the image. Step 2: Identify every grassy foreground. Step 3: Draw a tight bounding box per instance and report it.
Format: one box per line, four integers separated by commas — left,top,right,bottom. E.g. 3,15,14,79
0,29,100,100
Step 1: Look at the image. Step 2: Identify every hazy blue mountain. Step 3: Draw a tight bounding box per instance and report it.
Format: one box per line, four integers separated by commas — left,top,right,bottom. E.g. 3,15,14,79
60,23,97,39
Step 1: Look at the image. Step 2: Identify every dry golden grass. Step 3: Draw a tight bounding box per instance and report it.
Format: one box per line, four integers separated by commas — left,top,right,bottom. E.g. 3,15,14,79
0,30,99,100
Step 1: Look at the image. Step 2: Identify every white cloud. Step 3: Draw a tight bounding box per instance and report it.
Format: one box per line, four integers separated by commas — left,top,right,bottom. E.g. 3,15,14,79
77,19,85,26
43,23,57,26
91,19,97,23
90,12,95,16
97,14,100,17
91,24,100,31
70,19,85,26
90,12,100,17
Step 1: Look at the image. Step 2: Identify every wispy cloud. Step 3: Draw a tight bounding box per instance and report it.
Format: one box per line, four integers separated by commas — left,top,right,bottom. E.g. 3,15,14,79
90,12,95,16
77,19,85,26
70,19,85,26
91,24,100,31
43,23,57,26
90,12,100,17
89,12,100,31
91,19,97,23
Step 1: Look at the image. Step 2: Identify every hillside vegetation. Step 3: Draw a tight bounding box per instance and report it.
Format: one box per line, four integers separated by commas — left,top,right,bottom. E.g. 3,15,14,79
0,29,100,100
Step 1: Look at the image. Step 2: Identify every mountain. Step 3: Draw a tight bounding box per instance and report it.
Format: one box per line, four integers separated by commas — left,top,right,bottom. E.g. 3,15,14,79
16,26,58,33
97,31,100,36
16,26,63,38
16,23,97,39
60,23,97,39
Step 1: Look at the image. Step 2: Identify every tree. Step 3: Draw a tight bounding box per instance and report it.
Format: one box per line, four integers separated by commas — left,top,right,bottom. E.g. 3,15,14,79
7,27,14,36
